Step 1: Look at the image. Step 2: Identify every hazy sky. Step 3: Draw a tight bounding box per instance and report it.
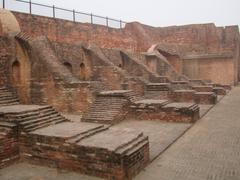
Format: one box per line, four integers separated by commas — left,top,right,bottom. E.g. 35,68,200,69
6,0,240,27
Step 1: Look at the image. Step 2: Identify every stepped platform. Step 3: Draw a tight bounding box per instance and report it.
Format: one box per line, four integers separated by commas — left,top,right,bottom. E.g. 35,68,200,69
170,81,191,90
213,87,227,95
82,90,136,124
192,85,213,92
0,105,68,132
194,92,217,104
20,122,149,180
129,100,199,123
145,83,171,99
145,83,217,104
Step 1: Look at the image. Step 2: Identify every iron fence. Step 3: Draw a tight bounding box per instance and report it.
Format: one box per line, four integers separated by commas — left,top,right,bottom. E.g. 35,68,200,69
1,0,127,28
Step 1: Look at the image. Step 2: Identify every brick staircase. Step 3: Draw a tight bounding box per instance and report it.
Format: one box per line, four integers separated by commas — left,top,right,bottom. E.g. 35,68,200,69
0,105,69,133
145,83,171,99
15,32,32,43
82,90,133,124
0,87,20,106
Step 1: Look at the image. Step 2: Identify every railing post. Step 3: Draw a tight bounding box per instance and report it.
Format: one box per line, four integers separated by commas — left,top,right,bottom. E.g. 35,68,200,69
29,0,32,14
90,13,93,24
106,17,108,27
73,9,75,22
3,0,5,9
120,20,122,29
53,5,55,18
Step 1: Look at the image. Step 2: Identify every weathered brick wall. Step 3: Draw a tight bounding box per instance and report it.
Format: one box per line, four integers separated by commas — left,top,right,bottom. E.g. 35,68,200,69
13,12,138,51
0,123,19,168
13,12,239,54
183,57,235,85
12,11,240,85
0,36,13,87
20,132,149,180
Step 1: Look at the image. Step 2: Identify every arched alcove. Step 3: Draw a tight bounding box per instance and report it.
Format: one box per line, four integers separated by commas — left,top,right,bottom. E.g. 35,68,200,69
12,60,21,85
79,63,86,80
63,62,73,73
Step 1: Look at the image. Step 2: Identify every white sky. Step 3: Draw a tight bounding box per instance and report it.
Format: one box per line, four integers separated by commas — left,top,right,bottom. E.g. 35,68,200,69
4,0,240,27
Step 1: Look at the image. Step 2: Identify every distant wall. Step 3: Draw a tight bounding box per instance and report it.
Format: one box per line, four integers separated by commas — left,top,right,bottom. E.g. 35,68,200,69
183,57,234,85
10,11,240,85
12,12,239,53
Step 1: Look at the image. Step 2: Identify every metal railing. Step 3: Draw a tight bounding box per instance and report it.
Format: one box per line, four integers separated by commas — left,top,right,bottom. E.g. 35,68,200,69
1,0,127,28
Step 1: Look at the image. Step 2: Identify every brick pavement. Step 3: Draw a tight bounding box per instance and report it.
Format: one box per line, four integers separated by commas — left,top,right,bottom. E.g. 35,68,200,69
135,86,240,180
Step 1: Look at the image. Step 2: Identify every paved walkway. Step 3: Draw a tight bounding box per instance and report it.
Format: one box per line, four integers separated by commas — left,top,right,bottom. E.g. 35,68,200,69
135,86,240,180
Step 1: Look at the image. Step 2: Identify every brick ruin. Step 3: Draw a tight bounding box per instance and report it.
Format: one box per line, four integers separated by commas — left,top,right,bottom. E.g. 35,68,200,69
0,9,239,179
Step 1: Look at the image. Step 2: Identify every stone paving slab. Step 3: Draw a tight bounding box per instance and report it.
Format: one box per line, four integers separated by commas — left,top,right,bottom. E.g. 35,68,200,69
30,122,104,138
78,127,143,151
114,120,191,160
135,87,240,180
0,105,49,113
163,102,196,109
0,163,102,180
134,99,169,105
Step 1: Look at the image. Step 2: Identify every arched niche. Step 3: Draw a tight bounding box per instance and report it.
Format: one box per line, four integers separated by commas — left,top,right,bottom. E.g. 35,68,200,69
79,62,86,80
63,62,73,73
12,40,31,104
12,60,21,85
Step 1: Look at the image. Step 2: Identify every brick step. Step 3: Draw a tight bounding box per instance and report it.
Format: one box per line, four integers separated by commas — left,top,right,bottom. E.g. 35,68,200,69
84,114,118,120
0,102,20,106
23,115,66,130
0,98,19,104
0,92,17,96
83,116,116,121
86,110,120,115
88,107,122,111
67,125,109,144
0,96,19,101
83,118,116,124
0,121,16,128
8,106,53,118
25,119,67,132
20,113,61,126
117,136,148,156
93,100,126,105
18,110,59,123
114,133,144,153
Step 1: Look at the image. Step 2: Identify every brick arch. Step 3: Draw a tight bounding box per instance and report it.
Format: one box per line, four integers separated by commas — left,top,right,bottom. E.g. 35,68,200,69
12,60,20,85
11,40,31,103
63,62,73,73
79,62,86,80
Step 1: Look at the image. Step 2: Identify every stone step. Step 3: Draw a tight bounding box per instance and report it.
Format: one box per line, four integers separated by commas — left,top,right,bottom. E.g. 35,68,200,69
84,115,117,120
23,116,66,130
0,92,16,96
18,110,59,123
0,102,20,107
0,96,19,101
115,134,147,155
9,106,53,118
83,118,115,124
67,125,109,144
0,99,19,105
25,119,67,132
20,113,61,126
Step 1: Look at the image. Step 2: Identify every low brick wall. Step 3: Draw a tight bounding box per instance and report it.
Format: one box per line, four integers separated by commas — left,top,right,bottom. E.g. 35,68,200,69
19,130,149,180
0,122,19,168
128,100,200,123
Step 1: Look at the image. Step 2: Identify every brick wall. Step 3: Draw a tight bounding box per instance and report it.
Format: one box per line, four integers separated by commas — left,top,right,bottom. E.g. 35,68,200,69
0,36,13,87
